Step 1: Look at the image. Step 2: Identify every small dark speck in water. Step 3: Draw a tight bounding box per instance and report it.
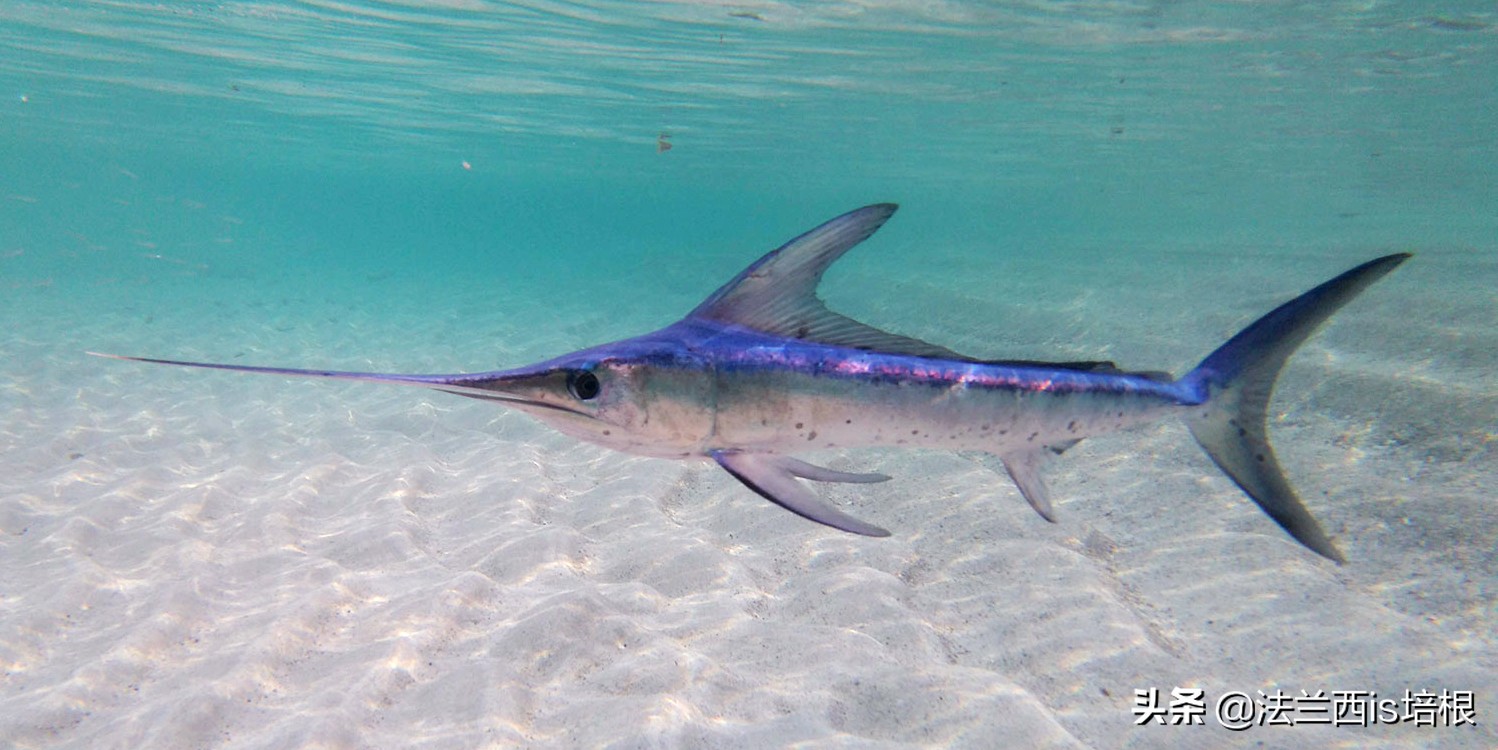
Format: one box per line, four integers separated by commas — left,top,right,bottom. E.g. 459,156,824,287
68,452,84,460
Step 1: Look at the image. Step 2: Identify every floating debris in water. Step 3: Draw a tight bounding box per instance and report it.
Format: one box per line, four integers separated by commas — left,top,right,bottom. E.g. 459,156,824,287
461,160,472,170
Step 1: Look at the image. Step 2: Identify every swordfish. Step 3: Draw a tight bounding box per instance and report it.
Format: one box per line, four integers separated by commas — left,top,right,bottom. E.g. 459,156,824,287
94,205,1409,562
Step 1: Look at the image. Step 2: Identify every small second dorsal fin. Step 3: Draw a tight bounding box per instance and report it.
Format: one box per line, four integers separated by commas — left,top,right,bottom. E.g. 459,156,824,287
982,359,1176,381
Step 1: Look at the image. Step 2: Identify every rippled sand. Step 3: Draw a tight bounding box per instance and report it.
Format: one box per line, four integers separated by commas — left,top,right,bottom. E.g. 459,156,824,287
2,247,1494,748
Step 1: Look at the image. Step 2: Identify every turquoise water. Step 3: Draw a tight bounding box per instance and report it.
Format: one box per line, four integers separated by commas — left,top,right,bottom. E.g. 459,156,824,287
6,1,1496,281
3,2,1496,748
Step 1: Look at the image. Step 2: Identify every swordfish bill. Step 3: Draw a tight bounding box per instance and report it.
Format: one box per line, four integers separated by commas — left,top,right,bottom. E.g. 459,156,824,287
93,204,1410,562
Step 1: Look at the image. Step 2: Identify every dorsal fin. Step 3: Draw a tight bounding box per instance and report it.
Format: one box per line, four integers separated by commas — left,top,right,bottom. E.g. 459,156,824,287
685,205,1182,377
687,204,971,360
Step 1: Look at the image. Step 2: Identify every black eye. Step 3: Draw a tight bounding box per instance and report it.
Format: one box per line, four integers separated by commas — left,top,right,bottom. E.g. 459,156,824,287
567,370,600,401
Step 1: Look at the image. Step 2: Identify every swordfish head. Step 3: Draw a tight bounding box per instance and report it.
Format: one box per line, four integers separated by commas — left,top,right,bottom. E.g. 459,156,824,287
97,323,719,460
435,327,716,458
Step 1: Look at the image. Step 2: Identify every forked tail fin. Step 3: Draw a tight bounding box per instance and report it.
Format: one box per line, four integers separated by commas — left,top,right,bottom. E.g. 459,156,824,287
1178,253,1411,563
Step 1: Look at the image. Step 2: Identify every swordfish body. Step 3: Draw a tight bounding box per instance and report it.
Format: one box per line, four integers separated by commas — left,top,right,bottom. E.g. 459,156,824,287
95,204,1410,562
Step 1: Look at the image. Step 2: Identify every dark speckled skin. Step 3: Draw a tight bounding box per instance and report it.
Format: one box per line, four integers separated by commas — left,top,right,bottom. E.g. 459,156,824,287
355,317,1195,462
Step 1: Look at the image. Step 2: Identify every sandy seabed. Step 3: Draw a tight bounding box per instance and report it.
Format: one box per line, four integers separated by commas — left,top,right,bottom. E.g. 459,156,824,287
2,245,1494,749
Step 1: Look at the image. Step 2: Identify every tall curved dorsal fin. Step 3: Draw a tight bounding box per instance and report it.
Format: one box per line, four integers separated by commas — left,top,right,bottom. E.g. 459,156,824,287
686,204,972,360
685,204,1178,379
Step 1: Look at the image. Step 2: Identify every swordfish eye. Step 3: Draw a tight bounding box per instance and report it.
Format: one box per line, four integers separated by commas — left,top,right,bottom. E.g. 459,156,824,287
566,369,601,401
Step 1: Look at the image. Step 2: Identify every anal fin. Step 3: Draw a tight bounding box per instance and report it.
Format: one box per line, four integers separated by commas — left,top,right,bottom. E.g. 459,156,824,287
1000,448,1060,522
710,450,890,537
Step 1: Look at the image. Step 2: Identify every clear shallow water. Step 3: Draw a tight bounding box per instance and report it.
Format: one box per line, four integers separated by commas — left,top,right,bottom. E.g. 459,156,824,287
2,2,1496,748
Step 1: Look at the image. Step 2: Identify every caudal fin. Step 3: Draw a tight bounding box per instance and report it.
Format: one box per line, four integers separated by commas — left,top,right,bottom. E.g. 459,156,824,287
1178,253,1410,563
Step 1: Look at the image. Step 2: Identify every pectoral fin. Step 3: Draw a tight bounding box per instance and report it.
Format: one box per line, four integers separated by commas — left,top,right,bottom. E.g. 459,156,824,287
771,455,891,484
710,450,891,537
